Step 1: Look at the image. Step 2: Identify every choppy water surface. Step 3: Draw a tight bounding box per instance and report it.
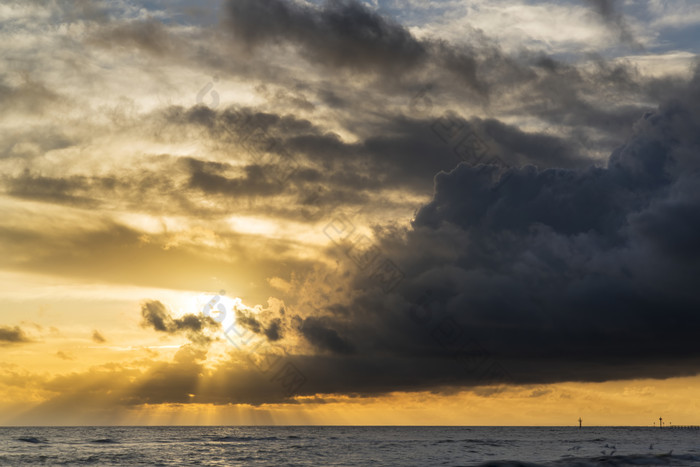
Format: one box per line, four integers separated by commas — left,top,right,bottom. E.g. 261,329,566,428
1,426,699,466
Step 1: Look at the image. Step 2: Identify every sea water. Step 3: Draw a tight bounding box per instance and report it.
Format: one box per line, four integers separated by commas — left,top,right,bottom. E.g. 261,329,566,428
1,426,699,466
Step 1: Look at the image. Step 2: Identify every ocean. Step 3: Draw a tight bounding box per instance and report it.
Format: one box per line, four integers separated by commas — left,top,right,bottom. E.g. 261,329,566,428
1,426,699,466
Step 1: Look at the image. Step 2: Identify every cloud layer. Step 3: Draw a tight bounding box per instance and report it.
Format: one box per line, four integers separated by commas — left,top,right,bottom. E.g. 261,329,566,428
2,0,700,415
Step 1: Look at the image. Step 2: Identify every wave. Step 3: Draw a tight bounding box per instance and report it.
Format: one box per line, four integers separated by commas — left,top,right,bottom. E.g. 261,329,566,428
16,437,47,444
463,439,511,447
90,438,119,444
211,436,281,442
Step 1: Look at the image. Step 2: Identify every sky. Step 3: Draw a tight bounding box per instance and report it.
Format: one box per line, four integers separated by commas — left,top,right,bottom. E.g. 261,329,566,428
1,0,700,426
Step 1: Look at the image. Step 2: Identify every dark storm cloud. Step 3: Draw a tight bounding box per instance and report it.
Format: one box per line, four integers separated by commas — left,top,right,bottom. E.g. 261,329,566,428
257,65,700,394
299,316,356,355
0,325,32,345
12,78,700,409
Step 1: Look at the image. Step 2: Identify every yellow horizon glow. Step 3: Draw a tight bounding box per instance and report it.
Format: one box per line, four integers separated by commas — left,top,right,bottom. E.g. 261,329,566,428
3,377,699,426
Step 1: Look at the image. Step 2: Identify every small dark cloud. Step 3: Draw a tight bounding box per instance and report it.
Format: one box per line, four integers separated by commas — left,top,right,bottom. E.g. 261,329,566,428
91,330,106,344
264,318,283,341
234,308,286,342
141,301,171,332
140,300,218,345
55,351,75,361
0,325,32,345
234,308,262,334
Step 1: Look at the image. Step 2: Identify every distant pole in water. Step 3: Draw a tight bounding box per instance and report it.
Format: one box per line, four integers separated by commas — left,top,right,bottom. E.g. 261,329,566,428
579,417,582,429
660,417,663,429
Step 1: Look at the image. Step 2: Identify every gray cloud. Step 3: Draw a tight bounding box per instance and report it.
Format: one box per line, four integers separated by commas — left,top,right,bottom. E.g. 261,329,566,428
88,18,176,55
91,330,106,344
234,308,263,334
0,325,32,345
225,0,429,73
4,171,103,207
141,300,219,346
169,103,598,206
261,65,700,393
233,305,287,342
299,316,356,355
264,318,284,341
55,351,75,361
224,0,484,92
0,78,62,116
583,0,642,49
